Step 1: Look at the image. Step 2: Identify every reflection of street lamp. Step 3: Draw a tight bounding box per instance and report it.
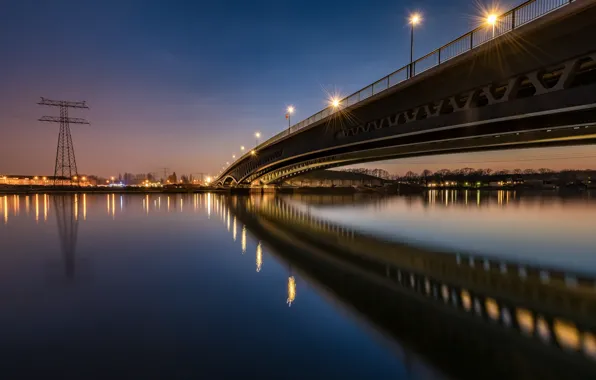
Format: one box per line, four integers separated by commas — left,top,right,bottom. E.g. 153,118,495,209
287,276,296,306
409,13,421,77
487,14,497,38
286,106,295,135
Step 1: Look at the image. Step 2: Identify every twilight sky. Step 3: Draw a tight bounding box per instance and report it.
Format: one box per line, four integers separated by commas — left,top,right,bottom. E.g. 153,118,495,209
1,0,594,178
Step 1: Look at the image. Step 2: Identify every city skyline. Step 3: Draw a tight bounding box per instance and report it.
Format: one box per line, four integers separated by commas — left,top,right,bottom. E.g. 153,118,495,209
1,0,594,178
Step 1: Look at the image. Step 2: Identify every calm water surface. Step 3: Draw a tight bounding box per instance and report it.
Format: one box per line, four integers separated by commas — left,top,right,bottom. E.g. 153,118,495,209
0,192,595,379
298,190,596,274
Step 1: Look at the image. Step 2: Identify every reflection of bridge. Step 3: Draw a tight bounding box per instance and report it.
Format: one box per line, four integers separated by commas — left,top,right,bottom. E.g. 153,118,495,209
224,194,596,379
216,0,596,187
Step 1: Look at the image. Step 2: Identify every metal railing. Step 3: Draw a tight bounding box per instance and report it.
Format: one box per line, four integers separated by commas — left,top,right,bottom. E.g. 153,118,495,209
219,0,574,180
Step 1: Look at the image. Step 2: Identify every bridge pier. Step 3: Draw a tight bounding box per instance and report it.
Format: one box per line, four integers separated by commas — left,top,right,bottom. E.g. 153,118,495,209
248,185,279,194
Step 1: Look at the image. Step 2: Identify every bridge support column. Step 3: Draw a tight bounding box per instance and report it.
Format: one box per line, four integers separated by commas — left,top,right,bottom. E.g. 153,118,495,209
249,184,279,194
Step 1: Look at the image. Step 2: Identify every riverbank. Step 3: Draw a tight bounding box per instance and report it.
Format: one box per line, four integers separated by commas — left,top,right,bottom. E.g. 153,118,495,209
0,185,230,195
1,183,590,195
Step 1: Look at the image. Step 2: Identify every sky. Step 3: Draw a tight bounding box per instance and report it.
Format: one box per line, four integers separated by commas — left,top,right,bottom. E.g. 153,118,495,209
0,0,594,178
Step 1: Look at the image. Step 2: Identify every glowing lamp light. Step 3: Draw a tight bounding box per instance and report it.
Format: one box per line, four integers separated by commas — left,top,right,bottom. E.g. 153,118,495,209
240,146,245,151
287,106,295,114
330,97,341,108
251,150,256,155
487,14,497,25
232,155,236,159
410,13,421,25
255,132,261,139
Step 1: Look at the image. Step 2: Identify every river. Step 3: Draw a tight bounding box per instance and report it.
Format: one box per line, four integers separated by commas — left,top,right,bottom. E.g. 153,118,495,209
0,192,594,379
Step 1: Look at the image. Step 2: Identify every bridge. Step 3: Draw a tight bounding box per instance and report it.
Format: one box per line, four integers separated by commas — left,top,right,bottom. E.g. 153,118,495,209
215,0,596,187
219,193,596,379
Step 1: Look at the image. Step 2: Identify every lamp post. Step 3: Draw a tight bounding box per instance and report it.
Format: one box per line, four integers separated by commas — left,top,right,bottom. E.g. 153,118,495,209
255,132,261,147
286,106,294,135
487,14,497,38
409,13,421,78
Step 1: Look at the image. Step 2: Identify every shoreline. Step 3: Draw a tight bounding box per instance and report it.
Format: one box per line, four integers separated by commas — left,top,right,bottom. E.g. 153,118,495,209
0,184,590,195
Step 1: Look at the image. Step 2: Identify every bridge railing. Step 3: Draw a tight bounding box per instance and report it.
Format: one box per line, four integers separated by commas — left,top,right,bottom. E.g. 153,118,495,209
219,0,574,181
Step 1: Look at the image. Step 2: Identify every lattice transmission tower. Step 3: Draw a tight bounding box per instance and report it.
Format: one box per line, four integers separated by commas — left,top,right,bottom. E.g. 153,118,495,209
38,97,89,185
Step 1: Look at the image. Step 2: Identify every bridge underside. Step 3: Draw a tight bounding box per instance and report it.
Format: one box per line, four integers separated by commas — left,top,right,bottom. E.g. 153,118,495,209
259,126,596,185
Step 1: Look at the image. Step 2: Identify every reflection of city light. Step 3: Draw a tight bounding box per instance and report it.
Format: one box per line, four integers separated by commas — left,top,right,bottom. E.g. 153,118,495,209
107,194,110,214
207,193,211,218
44,194,48,222
83,194,87,220
35,194,39,222
3,196,7,224
256,242,262,272
25,195,30,215
287,276,296,306
227,209,230,231
233,216,237,241
241,225,246,254
74,194,79,221
112,193,116,219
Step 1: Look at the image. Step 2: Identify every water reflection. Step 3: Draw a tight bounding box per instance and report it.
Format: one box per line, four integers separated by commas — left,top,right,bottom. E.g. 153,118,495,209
225,193,596,379
53,195,79,279
287,276,296,307
1,192,595,379
256,241,262,272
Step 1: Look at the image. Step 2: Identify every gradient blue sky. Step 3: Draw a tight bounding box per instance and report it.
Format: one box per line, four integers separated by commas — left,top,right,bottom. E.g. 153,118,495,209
1,0,594,177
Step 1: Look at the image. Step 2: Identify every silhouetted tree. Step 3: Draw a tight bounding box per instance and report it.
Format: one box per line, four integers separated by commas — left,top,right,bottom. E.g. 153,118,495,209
421,169,433,179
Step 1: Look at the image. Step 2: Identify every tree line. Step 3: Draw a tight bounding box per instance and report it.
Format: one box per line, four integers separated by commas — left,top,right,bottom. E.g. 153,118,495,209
341,167,594,183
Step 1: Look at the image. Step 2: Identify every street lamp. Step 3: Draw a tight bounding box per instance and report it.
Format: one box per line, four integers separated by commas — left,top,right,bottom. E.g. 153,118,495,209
255,131,261,147
232,155,236,159
330,97,341,109
240,146,245,152
409,13,421,77
286,106,295,135
487,14,497,38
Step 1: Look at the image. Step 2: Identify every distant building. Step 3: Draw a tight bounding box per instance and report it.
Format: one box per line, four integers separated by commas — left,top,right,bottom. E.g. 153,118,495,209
0,175,92,186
